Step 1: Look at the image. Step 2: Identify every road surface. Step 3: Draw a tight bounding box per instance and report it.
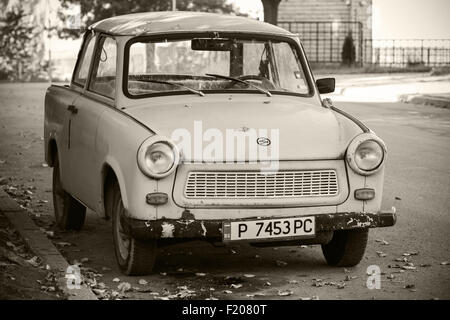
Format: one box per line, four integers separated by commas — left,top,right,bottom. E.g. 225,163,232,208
0,83,449,300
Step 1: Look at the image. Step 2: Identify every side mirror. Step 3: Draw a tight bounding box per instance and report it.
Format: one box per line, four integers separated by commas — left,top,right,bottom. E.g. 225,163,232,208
316,78,335,94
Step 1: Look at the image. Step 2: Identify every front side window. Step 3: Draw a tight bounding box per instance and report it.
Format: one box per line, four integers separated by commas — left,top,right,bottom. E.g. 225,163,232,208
126,36,310,97
89,37,117,99
73,34,96,86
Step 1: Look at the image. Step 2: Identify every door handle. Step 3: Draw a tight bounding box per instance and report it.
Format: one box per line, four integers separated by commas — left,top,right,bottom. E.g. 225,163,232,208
67,104,78,114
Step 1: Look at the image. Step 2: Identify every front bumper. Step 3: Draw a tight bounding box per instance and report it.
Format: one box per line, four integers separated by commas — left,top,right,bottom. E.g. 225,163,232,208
123,210,397,241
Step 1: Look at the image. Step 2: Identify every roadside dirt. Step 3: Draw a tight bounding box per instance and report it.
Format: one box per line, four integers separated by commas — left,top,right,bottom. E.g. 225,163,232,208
0,212,64,300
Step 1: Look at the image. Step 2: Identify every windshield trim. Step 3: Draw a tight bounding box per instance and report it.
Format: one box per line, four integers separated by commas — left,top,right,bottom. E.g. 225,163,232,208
122,32,315,100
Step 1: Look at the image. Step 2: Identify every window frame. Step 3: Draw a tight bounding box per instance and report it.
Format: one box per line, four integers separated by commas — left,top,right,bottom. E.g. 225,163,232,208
123,32,315,100
71,32,97,88
87,34,118,100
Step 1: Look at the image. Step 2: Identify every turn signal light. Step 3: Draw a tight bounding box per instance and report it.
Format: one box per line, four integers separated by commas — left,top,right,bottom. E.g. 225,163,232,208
146,192,168,205
354,188,375,200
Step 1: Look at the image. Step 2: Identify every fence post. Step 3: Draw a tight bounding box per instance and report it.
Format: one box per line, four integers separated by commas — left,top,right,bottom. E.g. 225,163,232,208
392,40,395,68
316,22,319,62
427,48,430,66
421,40,424,64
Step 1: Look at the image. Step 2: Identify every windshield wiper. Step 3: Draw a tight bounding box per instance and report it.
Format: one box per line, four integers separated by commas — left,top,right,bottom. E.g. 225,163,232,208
205,73,272,97
133,79,205,97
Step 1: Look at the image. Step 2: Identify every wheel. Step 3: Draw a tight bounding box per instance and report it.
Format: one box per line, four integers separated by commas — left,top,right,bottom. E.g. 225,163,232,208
52,155,86,230
107,181,157,275
321,229,369,267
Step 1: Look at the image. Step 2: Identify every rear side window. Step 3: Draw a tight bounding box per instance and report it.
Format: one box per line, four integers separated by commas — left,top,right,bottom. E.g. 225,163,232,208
73,34,96,86
89,37,117,99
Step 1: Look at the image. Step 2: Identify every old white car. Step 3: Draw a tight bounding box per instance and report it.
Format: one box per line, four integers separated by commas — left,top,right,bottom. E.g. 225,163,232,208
45,11,396,275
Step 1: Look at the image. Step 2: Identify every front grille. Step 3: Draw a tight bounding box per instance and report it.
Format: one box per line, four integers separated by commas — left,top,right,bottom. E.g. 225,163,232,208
184,170,339,199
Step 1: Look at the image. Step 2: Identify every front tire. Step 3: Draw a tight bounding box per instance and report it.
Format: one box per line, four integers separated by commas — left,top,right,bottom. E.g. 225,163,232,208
321,229,369,267
52,155,86,230
107,181,157,275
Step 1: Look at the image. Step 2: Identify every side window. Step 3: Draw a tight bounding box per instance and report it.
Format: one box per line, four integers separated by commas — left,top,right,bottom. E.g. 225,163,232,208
73,34,96,86
89,37,117,99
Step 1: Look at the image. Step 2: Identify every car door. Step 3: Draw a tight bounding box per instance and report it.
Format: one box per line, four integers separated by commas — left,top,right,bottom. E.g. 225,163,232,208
68,35,118,210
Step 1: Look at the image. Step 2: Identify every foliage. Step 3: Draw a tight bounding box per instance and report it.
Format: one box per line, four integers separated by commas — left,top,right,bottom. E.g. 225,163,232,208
59,0,239,38
0,4,40,80
341,32,356,66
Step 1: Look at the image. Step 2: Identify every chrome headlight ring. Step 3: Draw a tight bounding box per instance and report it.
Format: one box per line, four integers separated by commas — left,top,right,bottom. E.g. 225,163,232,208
137,135,180,179
346,133,387,176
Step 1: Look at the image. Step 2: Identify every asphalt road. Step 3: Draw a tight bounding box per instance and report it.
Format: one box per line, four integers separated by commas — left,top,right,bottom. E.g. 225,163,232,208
0,83,449,300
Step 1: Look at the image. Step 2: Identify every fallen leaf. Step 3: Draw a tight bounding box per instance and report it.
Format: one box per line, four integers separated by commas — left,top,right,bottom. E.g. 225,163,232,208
276,260,288,267
264,282,271,286
243,274,255,278
337,283,346,289
55,241,72,247
138,279,148,285
387,274,395,280
278,290,293,296
300,296,319,300
441,261,449,266
402,265,417,270
288,280,298,284
376,251,387,258
224,290,233,294
230,283,243,289
195,273,206,277
81,257,89,263
117,282,131,293
25,256,40,267
112,278,120,283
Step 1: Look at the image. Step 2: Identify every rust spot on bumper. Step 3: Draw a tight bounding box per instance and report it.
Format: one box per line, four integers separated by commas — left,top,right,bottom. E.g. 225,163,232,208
124,211,396,241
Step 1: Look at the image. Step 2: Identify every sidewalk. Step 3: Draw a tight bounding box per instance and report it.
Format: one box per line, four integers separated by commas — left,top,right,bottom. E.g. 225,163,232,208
318,72,450,104
400,93,450,109
0,189,97,300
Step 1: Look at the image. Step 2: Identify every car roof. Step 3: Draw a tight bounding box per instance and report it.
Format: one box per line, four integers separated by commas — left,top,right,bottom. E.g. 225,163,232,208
89,11,293,37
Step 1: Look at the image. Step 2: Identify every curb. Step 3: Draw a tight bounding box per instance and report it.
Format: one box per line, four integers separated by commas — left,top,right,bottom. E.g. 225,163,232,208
400,94,450,109
0,190,97,300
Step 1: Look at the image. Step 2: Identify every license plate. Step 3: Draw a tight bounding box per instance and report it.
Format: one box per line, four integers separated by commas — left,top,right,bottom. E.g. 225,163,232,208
222,217,315,241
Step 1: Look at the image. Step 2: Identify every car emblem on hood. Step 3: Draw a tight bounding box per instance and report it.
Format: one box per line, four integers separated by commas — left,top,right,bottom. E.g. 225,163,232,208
257,137,271,146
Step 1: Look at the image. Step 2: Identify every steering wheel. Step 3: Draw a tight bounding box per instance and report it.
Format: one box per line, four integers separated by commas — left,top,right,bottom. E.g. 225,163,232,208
225,75,277,90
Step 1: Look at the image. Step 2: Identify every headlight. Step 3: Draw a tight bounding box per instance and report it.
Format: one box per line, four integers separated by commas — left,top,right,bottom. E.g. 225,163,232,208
137,136,179,179
346,133,386,175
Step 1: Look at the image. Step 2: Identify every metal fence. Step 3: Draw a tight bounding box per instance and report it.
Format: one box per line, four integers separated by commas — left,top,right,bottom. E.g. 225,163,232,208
278,21,450,67
278,21,364,64
365,39,450,67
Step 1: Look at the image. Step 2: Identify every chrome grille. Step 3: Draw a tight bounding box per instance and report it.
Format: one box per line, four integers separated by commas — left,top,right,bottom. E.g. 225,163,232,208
184,170,339,199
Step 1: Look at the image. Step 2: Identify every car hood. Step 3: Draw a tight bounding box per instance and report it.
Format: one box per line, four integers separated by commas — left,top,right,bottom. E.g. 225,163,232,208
124,94,363,161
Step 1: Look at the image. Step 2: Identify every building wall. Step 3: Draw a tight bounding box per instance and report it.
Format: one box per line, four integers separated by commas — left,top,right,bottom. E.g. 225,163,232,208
278,0,373,63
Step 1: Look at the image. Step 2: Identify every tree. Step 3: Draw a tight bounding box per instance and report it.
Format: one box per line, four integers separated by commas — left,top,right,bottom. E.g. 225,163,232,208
261,0,281,25
341,32,356,66
59,0,238,37
0,4,39,80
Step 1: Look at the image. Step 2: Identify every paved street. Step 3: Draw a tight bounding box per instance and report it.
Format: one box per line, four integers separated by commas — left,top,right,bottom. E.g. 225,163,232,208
0,82,449,300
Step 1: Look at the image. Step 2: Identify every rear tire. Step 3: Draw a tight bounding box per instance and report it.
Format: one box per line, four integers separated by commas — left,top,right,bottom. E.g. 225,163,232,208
52,155,86,230
321,229,369,267
107,181,157,275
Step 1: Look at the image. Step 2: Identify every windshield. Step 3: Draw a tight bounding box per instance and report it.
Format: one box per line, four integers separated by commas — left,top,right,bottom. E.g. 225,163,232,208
125,36,310,97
